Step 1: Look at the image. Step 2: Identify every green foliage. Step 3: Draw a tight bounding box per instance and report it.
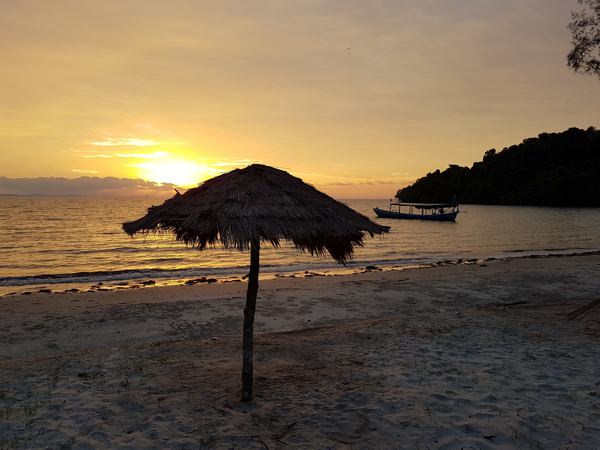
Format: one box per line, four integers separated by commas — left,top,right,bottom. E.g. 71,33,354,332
396,127,600,206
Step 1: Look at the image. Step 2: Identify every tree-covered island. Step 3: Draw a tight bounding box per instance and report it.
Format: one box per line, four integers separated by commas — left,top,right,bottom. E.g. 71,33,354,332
396,127,600,206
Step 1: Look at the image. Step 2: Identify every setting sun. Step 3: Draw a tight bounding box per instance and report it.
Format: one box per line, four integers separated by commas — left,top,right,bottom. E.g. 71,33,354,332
133,157,221,187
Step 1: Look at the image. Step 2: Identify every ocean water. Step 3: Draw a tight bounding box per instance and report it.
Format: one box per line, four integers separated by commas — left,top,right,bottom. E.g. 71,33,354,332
1,196,599,295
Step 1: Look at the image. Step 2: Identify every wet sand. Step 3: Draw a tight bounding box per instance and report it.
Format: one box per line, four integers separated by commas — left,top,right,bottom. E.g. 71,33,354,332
1,255,600,449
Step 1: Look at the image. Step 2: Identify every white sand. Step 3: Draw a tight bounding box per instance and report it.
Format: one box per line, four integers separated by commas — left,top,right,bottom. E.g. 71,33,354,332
1,255,600,449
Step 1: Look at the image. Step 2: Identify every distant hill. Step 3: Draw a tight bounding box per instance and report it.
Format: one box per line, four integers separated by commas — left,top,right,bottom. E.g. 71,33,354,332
396,127,600,207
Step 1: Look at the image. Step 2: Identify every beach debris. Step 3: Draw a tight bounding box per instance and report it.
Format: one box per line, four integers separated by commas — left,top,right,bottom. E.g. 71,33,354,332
365,265,380,271
122,164,388,402
141,280,156,286
304,271,325,277
20,292,32,295
38,288,52,294
185,277,207,285
185,277,218,285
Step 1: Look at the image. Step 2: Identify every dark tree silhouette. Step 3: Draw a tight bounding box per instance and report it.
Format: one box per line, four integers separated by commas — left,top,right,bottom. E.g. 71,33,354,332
568,0,600,77
396,127,600,207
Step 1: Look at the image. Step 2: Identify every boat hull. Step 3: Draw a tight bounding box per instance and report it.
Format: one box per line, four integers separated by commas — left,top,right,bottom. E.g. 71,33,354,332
373,207,457,222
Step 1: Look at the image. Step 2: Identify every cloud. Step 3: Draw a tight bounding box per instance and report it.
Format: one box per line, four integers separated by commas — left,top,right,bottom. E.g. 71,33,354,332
71,169,100,174
323,180,400,187
91,138,158,147
77,151,169,159
293,170,413,187
212,159,254,167
115,151,169,159
0,176,177,197
79,154,112,158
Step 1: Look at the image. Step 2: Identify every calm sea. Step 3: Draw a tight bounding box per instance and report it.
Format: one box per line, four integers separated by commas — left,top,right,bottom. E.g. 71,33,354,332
1,196,599,295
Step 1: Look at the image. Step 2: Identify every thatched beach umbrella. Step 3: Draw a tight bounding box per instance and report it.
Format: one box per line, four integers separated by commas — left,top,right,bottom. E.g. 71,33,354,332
123,164,389,402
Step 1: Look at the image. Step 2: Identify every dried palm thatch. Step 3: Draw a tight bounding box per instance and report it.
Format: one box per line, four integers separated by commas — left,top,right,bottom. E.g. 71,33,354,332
123,164,388,262
123,164,389,402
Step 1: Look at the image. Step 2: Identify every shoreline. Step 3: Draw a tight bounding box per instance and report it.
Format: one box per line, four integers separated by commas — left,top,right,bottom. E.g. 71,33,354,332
2,248,600,298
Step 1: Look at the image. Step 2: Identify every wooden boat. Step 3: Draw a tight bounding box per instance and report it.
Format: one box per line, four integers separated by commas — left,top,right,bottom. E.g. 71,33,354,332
374,201,459,221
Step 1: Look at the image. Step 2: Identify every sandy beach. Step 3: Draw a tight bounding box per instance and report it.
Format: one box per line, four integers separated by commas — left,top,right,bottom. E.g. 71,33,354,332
1,254,600,449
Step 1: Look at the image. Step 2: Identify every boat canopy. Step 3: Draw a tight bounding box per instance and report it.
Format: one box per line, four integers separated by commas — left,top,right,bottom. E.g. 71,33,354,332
391,202,456,209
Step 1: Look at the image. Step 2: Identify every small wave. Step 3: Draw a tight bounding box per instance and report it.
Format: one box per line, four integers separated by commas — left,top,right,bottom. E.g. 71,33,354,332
504,247,581,253
2,247,599,289
139,258,187,264
36,246,151,255
0,265,250,287
0,256,427,287
496,248,600,259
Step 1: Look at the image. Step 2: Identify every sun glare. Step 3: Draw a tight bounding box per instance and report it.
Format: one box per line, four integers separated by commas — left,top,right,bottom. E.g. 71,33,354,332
135,159,220,187
91,135,229,187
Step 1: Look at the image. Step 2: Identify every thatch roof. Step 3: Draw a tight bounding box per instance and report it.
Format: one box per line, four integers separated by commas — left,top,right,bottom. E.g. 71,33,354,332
123,164,389,263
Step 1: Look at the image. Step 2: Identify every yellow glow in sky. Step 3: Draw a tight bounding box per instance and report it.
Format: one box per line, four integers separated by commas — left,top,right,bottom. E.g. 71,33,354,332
91,138,158,147
132,157,220,187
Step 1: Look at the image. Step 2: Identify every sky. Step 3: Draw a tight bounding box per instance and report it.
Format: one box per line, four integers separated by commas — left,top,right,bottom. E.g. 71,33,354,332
1,0,599,198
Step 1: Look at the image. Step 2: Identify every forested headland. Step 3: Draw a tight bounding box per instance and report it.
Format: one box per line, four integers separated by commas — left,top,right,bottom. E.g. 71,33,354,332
396,127,600,206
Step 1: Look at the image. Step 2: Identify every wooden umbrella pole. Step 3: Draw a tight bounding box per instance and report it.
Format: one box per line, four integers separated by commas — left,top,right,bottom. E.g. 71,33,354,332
241,239,260,402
